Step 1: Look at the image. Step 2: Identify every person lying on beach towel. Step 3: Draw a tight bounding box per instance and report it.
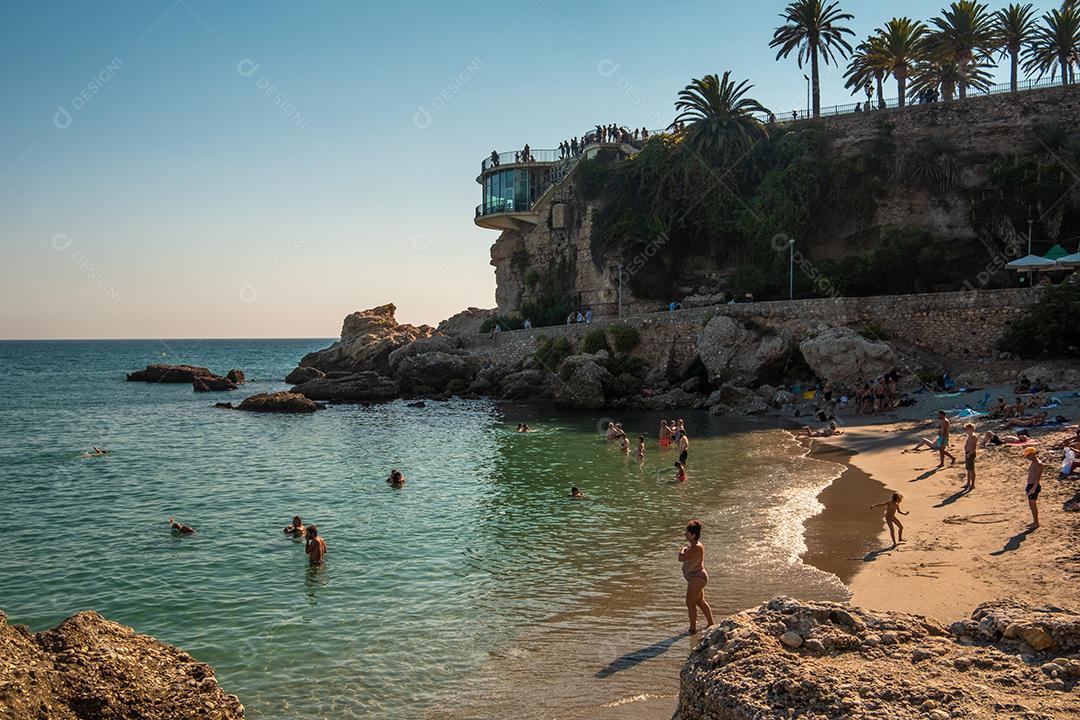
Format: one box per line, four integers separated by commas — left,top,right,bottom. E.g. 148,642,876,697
1001,412,1049,428
1050,427,1080,450
797,422,842,437
981,431,1036,447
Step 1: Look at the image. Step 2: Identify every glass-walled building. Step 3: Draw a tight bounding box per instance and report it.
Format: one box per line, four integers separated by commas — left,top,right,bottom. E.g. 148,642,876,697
475,154,557,231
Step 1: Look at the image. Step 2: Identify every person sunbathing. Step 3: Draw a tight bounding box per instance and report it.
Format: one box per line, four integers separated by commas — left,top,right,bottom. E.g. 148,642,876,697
798,422,842,437
1004,398,1027,418
980,430,1031,447
988,397,1008,418
1049,427,1080,450
1002,412,1048,428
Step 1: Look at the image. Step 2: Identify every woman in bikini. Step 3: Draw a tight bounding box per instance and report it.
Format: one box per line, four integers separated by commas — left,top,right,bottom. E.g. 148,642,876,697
678,520,714,634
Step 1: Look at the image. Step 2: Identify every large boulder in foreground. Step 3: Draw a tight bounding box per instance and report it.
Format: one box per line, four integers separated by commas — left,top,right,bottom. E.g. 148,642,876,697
237,392,317,414
676,597,1079,720
294,304,433,376
0,609,244,720
799,327,896,386
291,372,400,404
436,307,495,337
394,351,471,393
698,316,789,385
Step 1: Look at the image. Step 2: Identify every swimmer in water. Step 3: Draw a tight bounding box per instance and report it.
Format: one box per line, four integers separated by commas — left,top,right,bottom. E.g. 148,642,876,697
637,435,646,462
605,422,620,441
81,446,108,458
620,433,631,454
516,422,533,432
283,515,304,536
305,525,326,564
168,517,196,535
678,519,714,634
387,469,406,487
569,486,586,499
675,461,687,482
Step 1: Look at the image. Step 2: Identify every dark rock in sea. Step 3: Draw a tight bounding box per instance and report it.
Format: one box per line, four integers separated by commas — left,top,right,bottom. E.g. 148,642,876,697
193,377,238,392
553,352,611,410
237,392,318,414
394,350,471,393
291,372,400,404
0,608,245,720
226,369,246,384
285,366,325,385
127,364,217,384
406,400,427,408
214,402,234,409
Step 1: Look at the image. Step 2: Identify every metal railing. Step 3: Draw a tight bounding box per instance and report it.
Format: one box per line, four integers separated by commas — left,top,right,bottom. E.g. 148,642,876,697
770,75,1071,124
476,198,532,218
481,149,560,172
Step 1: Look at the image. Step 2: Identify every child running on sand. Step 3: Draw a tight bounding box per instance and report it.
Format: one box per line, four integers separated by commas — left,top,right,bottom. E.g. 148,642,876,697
1023,447,1042,529
678,520,714,634
870,493,908,546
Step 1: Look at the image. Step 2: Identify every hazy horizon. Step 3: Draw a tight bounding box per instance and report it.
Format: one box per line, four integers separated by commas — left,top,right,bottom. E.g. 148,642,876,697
2,0,1024,339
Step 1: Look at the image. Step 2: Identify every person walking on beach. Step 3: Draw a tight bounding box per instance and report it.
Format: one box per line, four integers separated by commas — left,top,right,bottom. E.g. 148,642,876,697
870,493,908,546
305,525,326,564
678,520,714,634
1023,447,1042,529
906,411,955,467
962,423,977,492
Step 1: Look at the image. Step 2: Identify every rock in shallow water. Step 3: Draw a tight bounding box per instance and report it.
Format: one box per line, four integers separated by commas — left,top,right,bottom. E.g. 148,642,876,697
237,391,317,414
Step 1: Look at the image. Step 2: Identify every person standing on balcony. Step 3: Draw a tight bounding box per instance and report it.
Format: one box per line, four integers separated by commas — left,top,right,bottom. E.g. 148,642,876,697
489,150,500,168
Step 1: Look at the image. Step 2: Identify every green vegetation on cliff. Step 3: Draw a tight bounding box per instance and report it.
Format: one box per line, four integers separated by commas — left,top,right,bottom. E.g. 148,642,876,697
999,282,1080,359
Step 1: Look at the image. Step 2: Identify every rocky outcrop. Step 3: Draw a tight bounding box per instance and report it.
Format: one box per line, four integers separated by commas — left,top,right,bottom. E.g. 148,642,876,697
294,304,433,376
291,372,399,404
436,307,495,337
0,609,244,720
553,352,611,409
393,351,471,394
192,377,237,392
698,316,790,385
285,366,325,385
127,364,222,384
225,369,245,384
237,392,318,414
799,328,896,386
675,597,1078,720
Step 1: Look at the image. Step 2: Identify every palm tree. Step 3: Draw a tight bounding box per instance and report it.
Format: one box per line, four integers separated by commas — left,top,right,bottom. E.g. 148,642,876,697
770,0,855,117
844,35,890,108
994,4,1038,93
929,1,997,100
672,72,770,158
910,57,993,101
875,18,930,107
1023,7,1080,86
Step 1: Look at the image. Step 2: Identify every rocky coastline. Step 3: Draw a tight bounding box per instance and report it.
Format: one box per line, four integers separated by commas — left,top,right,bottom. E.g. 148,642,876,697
0,609,244,720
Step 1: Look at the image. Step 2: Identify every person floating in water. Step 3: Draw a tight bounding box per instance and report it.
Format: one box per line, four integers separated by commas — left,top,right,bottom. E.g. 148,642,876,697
678,520,714,634
1022,447,1042,529
569,486,587,499
283,515,304,536
516,422,533,432
387,469,406,487
81,446,108,458
675,461,687,483
305,525,326,564
637,435,646,462
168,517,196,535
870,493,908,546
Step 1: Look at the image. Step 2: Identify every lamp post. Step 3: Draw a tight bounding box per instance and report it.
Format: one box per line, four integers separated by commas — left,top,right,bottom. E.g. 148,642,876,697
615,263,624,318
1027,218,1033,255
788,238,795,300
804,74,811,118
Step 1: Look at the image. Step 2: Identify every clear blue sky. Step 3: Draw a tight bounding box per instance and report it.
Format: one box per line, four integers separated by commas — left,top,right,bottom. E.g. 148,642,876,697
0,0,1036,338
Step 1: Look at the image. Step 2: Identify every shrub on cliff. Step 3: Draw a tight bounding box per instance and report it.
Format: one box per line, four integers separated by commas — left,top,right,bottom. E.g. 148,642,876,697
608,324,640,354
998,283,1080,358
535,337,573,369
581,329,610,355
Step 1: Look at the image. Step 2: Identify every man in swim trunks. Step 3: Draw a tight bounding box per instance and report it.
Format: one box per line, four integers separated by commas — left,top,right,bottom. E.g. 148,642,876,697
678,430,689,466
907,411,955,467
962,423,977,492
1023,447,1042,529
305,525,327,564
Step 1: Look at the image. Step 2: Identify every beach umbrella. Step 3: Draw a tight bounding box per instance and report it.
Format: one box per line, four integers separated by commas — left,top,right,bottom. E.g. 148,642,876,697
1056,251,1080,268
1005,254,1057,271
1044,244,1069,261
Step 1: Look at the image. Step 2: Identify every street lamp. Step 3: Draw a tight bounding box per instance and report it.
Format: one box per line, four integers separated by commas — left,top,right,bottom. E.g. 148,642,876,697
788,238,796,300
1027,218,1033,255
615,263,624,318
803,74,811,118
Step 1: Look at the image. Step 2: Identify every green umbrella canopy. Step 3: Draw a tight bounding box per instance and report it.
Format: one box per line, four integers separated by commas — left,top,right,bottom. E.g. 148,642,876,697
1044,244,1069,260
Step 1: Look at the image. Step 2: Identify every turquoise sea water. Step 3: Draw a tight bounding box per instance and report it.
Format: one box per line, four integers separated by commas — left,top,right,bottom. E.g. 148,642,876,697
0,339,850,719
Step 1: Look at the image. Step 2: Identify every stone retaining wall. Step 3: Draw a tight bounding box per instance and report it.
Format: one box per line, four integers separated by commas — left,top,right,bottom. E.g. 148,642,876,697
460,287,1044,369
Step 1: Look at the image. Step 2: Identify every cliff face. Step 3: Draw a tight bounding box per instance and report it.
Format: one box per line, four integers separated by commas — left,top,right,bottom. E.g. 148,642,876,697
0,609,244,720
489,85,1080,319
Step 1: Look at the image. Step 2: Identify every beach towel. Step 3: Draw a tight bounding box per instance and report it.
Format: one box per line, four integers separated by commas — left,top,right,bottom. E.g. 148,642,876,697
935,392,963,398
951,409,986,419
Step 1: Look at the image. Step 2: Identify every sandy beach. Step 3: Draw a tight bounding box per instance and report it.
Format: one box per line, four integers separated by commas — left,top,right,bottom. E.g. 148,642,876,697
800,385,1080,624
